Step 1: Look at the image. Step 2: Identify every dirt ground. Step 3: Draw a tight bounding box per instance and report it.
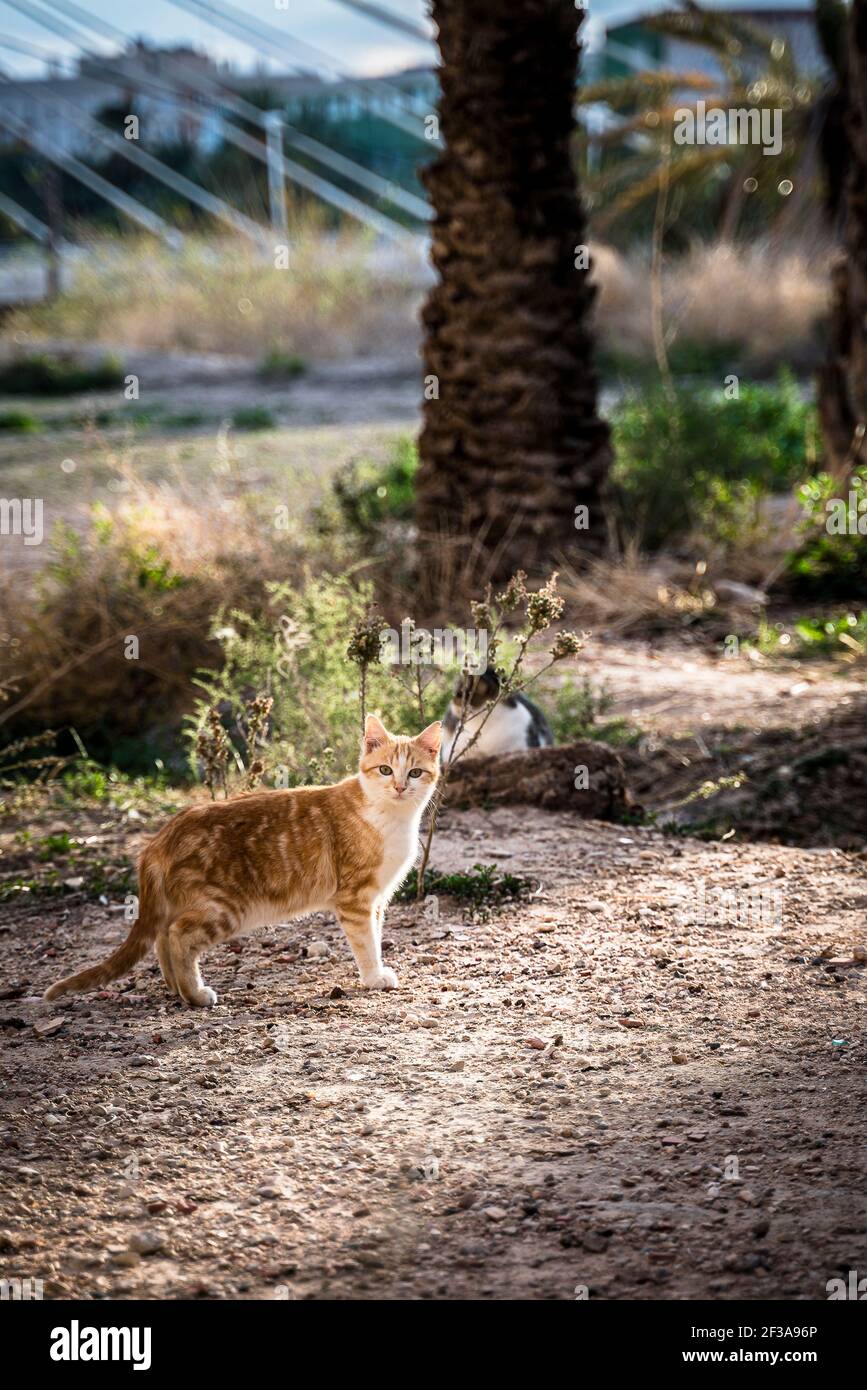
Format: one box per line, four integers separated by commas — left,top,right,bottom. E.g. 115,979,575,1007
2,769,866,1301
1,346,865,1299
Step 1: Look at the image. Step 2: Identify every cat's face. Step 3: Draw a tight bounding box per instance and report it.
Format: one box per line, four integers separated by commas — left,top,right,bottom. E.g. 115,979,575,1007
453,666,499,711
359,715,441,809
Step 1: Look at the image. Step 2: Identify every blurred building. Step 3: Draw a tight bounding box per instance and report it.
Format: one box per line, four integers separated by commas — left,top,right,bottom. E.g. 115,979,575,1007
0,39,437,165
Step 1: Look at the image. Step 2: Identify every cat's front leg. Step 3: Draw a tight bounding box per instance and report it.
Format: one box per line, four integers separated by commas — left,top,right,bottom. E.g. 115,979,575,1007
335,896,398,990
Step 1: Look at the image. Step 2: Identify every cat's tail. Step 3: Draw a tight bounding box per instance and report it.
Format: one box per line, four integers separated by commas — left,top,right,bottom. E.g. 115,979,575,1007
43,863,164,1001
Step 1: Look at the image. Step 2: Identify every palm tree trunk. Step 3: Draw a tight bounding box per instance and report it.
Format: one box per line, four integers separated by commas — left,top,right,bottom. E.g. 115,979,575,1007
819,0,867,475
415,0,611,586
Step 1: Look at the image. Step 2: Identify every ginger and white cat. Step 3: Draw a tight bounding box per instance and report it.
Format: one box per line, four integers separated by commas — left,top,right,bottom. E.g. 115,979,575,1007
45,715,440,1008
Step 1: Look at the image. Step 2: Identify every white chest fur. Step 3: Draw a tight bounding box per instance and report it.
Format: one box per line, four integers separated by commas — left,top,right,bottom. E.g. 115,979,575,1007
361,802,424,899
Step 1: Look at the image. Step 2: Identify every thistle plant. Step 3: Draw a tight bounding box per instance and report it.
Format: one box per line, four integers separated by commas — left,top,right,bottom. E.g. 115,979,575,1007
347,608,389,731
240,694,273,790
196,707,230,800
413,571,586,898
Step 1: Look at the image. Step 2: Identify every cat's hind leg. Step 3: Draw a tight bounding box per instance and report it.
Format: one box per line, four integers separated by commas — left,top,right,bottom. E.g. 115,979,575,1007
335,896,397,990
167,909,232,1007
155,931,179,996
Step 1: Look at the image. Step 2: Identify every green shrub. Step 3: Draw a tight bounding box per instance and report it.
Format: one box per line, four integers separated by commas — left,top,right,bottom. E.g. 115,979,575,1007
749,610,866,659
546,676,639,746
317,436,418,540
786,466,867,596
611,372,817,550
232,406,275,431
0,408,42,433
0,352,123,396
599,339,745,382
258,350,306,381
162,410,206,429
187,573,453,787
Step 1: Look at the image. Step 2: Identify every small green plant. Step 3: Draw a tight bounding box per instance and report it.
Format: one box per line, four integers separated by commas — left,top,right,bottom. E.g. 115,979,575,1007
37,832,73,860
792,611,866,657
743,610,866,662
395,862,534,920
546,676,639,745
258,350,306,381
0,352,123,396
163,410,206,428
317,436,418,539
787,466,867,596
0,408,42,433
232,406,275,431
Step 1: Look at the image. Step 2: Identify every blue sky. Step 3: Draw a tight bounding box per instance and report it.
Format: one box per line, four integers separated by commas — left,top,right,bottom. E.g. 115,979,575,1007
0,0,807,79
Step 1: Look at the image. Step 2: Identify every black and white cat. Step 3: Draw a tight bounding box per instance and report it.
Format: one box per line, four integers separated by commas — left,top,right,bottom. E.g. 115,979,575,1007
441,667,554,763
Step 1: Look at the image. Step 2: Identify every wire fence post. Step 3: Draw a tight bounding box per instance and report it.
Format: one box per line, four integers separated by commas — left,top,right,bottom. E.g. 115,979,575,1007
265,109,288,237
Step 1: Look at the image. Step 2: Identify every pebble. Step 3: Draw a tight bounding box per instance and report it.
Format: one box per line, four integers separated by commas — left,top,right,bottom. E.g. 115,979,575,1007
129,1230,164,1256
112,1251,141,1268
306,941,331,959
33,1018,65,1038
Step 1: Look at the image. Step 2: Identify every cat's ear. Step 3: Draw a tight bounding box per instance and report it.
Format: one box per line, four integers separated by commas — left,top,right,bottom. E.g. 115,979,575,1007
414,720,442,757
363,713,390,755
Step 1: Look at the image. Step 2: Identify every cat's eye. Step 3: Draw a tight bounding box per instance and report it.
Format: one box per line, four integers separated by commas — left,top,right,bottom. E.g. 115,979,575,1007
408,768,423,778
378,765,393,776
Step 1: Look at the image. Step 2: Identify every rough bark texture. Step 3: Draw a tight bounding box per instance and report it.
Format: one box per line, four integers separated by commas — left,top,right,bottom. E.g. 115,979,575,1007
416,0,611,584
818,0,867,473
444,739,631,816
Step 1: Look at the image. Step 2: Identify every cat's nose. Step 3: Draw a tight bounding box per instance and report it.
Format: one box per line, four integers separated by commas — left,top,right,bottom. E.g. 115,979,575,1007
394,783,407,795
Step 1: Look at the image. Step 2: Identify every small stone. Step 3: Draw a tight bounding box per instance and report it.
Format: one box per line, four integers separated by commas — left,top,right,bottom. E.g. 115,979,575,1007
33,1017,65,1038
853,945,867,963
329,986,346,999
306,941,330,959
129,1230,164,1256
483,1206,507,1222
525,1037,547,1050
112,1251,141,1268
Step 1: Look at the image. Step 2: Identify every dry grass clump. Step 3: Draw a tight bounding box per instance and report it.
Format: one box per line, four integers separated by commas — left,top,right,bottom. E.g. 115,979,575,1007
556,548,752,637
9,229,425,360
0,472,304,756
593,239,829,369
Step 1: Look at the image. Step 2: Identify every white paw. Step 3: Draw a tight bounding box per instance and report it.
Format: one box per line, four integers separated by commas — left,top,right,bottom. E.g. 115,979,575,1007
362,967,399,991
189,986,218,1008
